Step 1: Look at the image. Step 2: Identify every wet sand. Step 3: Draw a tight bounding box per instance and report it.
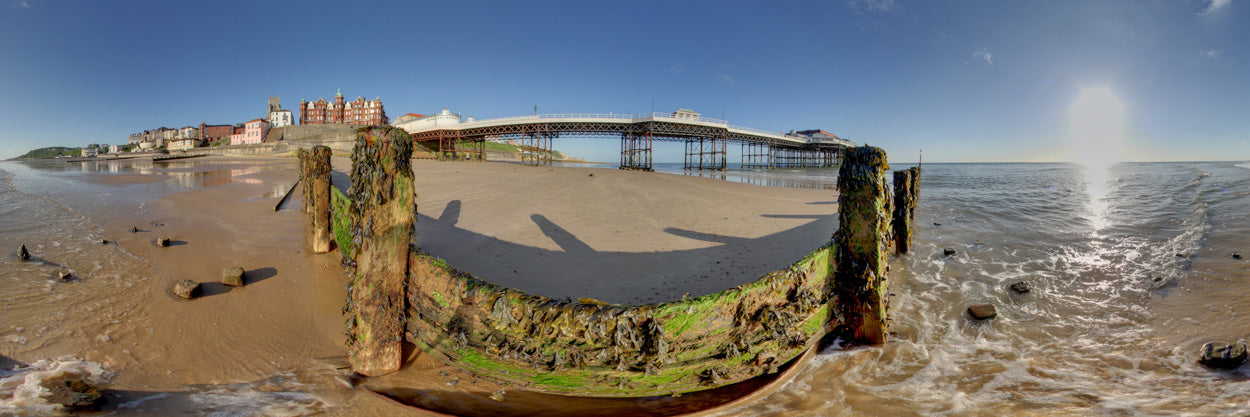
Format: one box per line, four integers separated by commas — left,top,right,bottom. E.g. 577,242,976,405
5,155,841,415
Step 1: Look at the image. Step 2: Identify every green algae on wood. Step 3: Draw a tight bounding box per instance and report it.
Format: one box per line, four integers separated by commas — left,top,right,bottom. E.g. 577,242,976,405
833,146,891,345
892,167,920,254
346,127,415,376
402,242,837,397
307,146,333,253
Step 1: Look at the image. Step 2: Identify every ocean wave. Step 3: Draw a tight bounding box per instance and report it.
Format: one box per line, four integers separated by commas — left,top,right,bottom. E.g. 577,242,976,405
0,357,113,416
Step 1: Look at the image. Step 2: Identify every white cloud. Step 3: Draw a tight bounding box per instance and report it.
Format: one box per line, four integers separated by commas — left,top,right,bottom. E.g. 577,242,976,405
717,73,739,86
14,0,30,8
1206,50,1222,59
847,0,897,14
973,48,993,65
1200,0,1231,14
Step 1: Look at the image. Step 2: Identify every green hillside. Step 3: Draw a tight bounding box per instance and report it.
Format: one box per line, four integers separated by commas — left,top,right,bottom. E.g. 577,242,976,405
18,147,77,159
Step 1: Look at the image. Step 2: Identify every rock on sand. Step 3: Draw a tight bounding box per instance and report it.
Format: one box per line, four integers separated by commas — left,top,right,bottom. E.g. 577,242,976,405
174,279,201,299
222,267,245,287
1198,341,1247,369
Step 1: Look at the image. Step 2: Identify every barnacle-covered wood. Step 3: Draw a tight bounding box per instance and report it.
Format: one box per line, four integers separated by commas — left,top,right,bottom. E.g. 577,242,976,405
833,146,891,345
891,167,920,254
319,134,865,396
346,127,415,376
309,146,333,253
297,148,311,214
403,243,836,397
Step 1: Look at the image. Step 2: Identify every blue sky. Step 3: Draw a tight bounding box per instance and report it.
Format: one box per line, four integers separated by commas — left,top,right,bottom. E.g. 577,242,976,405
0,0,1245,162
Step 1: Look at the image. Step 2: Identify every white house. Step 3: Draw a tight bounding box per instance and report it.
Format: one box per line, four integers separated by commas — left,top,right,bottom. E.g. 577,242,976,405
268,109,293,128
393,108,462,134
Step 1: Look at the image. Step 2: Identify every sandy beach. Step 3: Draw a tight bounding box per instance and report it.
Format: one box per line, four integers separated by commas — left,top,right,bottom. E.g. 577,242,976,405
1,154,840,415
400,159,837,304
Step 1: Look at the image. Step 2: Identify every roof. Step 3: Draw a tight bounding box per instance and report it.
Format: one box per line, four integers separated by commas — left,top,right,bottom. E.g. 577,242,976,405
404,113,425,118
795,129,840,140
247,118,267,123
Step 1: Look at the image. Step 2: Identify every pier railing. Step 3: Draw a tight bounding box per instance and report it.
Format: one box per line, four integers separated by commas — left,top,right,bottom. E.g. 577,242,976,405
452,113,805,142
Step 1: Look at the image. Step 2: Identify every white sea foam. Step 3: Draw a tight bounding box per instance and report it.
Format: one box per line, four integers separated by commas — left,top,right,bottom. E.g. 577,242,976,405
186,373,329,417
0,357,113,416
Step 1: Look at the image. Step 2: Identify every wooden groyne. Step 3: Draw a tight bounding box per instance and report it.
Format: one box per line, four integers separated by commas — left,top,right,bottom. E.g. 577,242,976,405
300,128,918,398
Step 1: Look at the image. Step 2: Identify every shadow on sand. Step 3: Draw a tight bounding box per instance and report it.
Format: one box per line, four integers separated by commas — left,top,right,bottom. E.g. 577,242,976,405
414,198,836,305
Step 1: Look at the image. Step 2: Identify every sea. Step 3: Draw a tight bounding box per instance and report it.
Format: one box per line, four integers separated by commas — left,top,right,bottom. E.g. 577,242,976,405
2,158,1250,415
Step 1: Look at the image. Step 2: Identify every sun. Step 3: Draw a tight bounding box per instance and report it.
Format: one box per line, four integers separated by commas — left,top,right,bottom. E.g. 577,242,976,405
1067,87,1127,230
1067,87,1127,167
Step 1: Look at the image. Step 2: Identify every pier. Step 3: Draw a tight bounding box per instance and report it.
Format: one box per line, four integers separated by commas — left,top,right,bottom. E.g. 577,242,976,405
398,110,854,171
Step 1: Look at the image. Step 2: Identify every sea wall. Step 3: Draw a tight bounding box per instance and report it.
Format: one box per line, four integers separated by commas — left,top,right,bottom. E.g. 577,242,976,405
275,125,361,153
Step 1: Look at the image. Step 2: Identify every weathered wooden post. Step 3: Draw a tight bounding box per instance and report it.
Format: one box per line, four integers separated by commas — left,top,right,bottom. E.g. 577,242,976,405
346,127,415,376
892,167,920,254
297,148,311,214
308,146,333,253
832,146,891,345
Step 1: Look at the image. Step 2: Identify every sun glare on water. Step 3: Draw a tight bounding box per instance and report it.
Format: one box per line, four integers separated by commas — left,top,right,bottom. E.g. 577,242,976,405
1067,87,1127,230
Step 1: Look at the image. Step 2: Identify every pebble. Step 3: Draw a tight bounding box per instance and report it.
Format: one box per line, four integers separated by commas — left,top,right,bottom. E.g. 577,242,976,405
158,237,171,247
943,248,957,257
1009,281,1030,293
967,303,997,320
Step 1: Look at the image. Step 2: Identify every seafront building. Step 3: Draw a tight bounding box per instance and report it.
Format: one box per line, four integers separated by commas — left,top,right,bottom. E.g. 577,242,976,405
199,122,235,142
391,109,461,132
169,137,202,150
230,118,270,146
177,126,199,140
299,89,388,126
268,96,293,128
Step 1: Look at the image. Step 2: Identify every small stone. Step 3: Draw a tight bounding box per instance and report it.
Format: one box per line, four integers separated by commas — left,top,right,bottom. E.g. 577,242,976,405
130,226,139,233
222,267,245,287
40,377,103,411
100,239,110,245
174,279,201,299
943,248,957,257
933,222,942,226
1198,341,1247,369
1009,282,1030,293
489,389,506,402
967,303,997,320
18,244,30,261
1176,253,1187,258
588,173,594,177
158,237,171,247
1234,252,1243,260
58,271,73,282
